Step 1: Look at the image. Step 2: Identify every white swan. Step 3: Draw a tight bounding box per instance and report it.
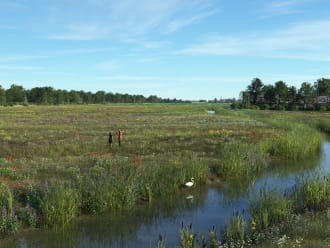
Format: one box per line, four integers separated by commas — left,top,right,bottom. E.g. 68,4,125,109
185,177,194,187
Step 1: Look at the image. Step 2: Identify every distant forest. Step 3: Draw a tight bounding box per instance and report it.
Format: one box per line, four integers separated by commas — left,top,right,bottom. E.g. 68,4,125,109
234,77,330,111
0,84,188,105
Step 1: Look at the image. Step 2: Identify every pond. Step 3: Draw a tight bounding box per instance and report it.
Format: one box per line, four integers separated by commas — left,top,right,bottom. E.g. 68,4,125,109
2,141,330,248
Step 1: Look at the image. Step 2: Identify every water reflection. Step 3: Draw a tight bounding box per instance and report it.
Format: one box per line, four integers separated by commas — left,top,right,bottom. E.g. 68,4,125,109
2,141,330,248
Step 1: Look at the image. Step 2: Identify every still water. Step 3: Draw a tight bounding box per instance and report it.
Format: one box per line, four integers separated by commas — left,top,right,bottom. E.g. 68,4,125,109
2,142,330,248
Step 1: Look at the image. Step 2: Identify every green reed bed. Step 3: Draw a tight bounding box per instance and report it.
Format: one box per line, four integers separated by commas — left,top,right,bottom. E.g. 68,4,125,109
267,124,323,160
314,118,330,134
213,141,270,178
40,184,79,229
249,188,292,232
0,104,328,237
222,214,247,244
0,181,19,235
293,174,330,212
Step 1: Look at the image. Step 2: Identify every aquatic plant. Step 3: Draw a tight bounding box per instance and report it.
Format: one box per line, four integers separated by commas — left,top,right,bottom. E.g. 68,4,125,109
17,206,38,227
315,118,330,134
40,184,79,229
222,214,247,243
0,211,20,234
250,187,292,231
293,174,330,212
180,223,197,248
0,182,13,218
213,142,269,178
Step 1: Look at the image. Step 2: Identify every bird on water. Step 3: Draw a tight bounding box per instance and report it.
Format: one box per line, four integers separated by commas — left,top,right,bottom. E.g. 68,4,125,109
185,177,194,187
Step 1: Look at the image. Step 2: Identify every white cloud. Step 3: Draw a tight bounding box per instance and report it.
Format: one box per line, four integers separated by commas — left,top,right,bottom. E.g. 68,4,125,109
95,75,161,81
259,0,316,16
0,65,42,71
95,61,119,71
167,8,219,33
176,19,330,61
0,55,47,62
46,0,217,40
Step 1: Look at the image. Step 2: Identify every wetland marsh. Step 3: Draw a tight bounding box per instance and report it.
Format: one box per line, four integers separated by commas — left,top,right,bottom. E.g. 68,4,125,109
1,104,330,247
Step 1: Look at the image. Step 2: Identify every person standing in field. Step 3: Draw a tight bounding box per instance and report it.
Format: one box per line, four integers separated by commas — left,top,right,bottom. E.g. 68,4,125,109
108,132,113,148
118,129,123,146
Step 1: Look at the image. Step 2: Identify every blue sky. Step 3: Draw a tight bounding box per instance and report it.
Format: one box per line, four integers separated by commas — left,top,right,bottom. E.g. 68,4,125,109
1,0,330,100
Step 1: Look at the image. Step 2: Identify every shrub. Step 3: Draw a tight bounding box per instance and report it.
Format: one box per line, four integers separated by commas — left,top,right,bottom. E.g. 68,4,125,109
17,206,38,227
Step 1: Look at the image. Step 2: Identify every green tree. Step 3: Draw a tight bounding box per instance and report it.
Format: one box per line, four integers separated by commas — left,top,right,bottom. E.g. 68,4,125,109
94,91,106,104
0,85,6,105
298,82,315,104
6,84,27,104
69,90,82,104
288,86,297,103
314,78,330,96
274,81,288,104
247,78,264,105
262,85,276,104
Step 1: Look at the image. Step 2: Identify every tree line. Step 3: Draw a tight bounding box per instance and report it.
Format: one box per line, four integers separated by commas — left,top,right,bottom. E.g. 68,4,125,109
234,77,330,111
0,84,186,105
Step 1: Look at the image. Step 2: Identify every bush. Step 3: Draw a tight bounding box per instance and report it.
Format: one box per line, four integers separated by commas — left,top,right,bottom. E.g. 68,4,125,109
0,213,20,234
17,206,38,227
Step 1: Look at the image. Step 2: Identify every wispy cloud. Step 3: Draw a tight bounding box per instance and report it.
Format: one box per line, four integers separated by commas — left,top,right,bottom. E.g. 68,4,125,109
167,8,219,33
0,65,42,71
259,0,317,16
46,0,218,40
95,75,161,81
176,19,330,61
94,61,120,71
0,55,47,62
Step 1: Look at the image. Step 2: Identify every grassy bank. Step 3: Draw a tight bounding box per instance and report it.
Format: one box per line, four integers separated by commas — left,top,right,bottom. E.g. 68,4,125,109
0,104,327,235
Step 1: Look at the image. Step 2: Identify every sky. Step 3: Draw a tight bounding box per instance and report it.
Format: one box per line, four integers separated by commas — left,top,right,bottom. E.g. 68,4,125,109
1,0,330,100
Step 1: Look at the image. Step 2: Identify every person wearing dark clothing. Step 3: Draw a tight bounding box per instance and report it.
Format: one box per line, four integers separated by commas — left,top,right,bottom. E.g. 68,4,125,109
108,132,113,148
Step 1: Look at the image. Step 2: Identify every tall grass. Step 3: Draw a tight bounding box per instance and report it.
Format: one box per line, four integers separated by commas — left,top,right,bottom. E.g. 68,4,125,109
180,224,196,248
40,184,79,229
268,127,323,160
249,187,292,231
222,214,247,243
293,174,330,212
213,142,269,178
0,182,13,216
0,182,19,234
314,118,330,134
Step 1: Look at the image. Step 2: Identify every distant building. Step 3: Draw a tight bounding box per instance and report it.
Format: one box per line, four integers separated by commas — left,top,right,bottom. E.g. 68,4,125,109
316,96,330,104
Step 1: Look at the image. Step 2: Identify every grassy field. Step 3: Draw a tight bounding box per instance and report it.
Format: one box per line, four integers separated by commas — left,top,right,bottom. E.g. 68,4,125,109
0,103,330,243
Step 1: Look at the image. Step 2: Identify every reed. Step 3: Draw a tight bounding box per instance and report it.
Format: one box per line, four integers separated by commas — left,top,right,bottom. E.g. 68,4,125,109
264,121,323,160
213,142,269,179
293,174,330,212
250,187,292,231
315,118,330,134
0,182,13,217
222,214,247,243
40,184,79,229
180,224,196,248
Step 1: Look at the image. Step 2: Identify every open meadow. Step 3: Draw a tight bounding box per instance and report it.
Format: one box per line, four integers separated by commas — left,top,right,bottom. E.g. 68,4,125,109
1,104,330,247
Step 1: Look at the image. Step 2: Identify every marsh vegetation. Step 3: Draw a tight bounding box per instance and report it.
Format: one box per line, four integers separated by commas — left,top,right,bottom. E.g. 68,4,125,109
1,104,330,246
